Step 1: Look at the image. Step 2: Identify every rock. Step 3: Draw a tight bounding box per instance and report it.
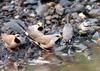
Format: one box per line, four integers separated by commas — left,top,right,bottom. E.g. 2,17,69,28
78,12,86,19
14,15,20,19
59,0,73,7
73,42,93,61
89,0,96,2
36,2,56,16
89,8,100,19
2,3,15,12
92,32,100,40
46,2,56,9
0,39,10,65
4,60,18,71
73,43,87,51
45,16,52,20
55,4,64,15
79,18,99,31
28,59,50,65
2,6,9,11
1,19,26,34
79,23,88,31
71,13,82,21
83,19,98,26
36,4,48,16
29,12,36,17
86,5,92,10
64,4,84,13
24,0,38,5
96,38,100,45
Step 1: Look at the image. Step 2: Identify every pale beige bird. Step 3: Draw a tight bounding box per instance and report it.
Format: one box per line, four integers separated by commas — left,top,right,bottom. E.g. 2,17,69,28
34,35,61,49
27,24,44,40
1,34,21,51
27,24,61,49
62,23,73,42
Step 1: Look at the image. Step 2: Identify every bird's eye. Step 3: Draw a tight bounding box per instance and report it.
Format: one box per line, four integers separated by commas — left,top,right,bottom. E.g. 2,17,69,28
38,27,43,31
14,37,20,43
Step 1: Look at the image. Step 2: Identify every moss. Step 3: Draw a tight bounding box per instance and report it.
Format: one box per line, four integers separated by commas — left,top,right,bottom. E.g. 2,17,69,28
59,65,70,71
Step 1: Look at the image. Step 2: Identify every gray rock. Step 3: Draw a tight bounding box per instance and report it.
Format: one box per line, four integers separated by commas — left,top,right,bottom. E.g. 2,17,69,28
36,4,48,16
64,4,84,13
24,0,38,5
79,18,99,31
92,32,100,39
89,0,96,2
59,0,73,7
1,19,26,34
73,43,88,51
89,8,100,19
83,18,98,26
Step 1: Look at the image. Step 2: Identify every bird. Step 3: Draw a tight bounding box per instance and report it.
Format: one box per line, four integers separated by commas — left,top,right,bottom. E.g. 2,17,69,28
62,23,73,42
26,24,44,40
27,24,62,49
1,34,21,52
34,34,62,49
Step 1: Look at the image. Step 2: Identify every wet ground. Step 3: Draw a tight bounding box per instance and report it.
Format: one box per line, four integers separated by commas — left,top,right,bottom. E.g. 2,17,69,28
25,46,100,71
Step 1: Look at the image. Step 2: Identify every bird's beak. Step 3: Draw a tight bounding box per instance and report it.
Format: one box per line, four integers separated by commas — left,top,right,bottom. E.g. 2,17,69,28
59,35,63,40
37,21,43,27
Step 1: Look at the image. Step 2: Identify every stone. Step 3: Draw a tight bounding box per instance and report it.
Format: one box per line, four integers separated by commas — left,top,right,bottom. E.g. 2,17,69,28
24,0,38,5
78,12,86,19
89,8,100,19
55,4,64,15
1,19,26,34
59,0,73,7
36,4,48,16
